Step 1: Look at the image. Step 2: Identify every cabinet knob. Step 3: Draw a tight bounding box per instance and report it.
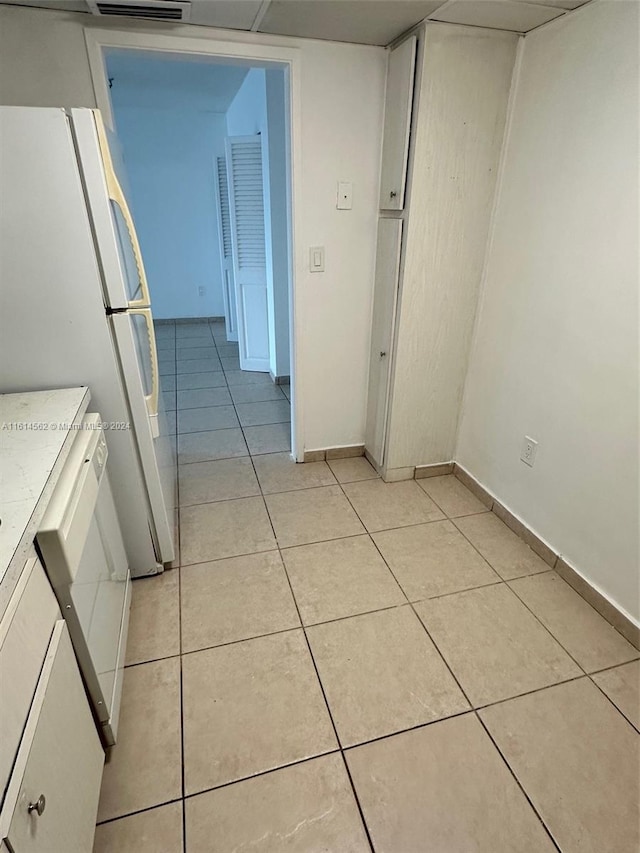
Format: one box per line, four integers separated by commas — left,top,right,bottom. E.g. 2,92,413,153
28,794,46,817
389,190,397,199
380,351,387,358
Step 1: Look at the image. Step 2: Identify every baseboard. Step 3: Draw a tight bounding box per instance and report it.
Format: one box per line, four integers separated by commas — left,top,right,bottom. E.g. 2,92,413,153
302,445,365,463
269,372,290,385
452,462,640,651
415,462,454,479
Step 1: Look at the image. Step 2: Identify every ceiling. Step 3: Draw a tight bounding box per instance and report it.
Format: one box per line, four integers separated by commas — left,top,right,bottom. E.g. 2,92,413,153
1,0,593,44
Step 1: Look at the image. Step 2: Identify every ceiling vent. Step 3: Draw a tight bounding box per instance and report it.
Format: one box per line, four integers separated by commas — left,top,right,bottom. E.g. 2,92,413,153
87,0,191,22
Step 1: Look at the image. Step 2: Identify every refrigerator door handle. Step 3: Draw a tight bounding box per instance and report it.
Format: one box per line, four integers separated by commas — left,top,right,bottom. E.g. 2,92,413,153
92,111,151,310
128,307,159,437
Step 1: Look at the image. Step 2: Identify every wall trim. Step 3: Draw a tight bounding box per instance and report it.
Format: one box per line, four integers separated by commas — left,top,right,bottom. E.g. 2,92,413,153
452,462,640,650
415,461,454,479
303,444,364,463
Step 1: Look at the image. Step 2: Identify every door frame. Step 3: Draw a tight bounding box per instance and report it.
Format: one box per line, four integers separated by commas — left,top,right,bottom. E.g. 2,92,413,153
85,28,303,460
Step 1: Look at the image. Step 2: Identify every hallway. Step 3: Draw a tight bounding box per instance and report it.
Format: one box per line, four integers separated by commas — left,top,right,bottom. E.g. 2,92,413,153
93,320,639,852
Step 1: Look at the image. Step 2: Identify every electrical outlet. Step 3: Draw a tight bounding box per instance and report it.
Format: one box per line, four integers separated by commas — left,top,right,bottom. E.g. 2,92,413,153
198,285,206,297
521,435,538,467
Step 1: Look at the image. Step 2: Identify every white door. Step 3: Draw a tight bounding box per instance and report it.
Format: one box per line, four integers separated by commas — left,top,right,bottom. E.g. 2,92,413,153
214,155,239,342
379,36,417,211
365,218,403,466
225,135,270,372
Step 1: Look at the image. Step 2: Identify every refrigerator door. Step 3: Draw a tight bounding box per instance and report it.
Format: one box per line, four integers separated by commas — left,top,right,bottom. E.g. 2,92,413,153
110,310,176,564
71,108,175,564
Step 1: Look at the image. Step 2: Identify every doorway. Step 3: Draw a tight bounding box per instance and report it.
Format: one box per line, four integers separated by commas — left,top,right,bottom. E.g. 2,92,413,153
95,42,297,458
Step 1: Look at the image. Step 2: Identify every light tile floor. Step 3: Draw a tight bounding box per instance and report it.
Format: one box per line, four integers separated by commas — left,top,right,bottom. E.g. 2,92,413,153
94,319,640,853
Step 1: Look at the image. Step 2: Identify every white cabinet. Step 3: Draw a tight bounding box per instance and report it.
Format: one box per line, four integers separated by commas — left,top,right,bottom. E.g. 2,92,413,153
379,36,416,211
1,621,104,853
365,219,403,465
366,24,519,477
0,556,59,796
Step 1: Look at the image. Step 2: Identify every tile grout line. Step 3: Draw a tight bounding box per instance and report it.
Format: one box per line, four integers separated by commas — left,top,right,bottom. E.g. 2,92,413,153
337,477,562,851
251,425,376,852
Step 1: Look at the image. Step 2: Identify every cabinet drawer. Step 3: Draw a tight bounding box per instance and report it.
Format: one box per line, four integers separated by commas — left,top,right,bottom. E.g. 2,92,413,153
1,621,104,853
0,557,59,800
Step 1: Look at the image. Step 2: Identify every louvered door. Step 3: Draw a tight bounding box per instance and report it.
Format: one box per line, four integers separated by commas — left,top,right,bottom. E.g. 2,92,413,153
225,135,270,372
214,155,238,342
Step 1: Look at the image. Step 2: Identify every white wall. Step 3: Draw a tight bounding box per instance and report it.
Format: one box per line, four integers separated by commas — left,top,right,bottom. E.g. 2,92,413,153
110,92,227,319
0,4,386,452
456,1,640,622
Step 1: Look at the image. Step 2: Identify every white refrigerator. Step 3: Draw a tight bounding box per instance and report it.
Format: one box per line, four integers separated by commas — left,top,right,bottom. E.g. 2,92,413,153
0,106,175,575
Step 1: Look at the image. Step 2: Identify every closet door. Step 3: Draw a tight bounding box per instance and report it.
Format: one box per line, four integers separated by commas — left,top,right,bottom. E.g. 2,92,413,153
365,218,403,465
214,155,239,343
379,36,417,211
225,135,270,372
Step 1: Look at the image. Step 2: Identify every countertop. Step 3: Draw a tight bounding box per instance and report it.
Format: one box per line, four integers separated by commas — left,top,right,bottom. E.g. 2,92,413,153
0,387,90,617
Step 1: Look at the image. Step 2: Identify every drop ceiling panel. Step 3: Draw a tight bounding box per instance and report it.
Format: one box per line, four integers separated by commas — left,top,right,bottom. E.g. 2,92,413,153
188,0,263,30
430,0,564,32
259,0,445,46
509,0,590,8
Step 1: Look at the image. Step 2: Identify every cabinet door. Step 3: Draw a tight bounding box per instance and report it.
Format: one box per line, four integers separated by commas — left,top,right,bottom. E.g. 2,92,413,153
3,622,104,853
379,36,417,211
365,219,403,466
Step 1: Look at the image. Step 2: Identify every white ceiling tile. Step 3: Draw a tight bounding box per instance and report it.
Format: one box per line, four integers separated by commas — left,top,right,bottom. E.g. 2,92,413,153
429,0,564,32
259,0,446,46
510,0,590,8
188,0,263,30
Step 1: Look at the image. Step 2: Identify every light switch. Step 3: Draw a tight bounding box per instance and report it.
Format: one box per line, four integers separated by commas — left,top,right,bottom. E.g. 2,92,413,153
309,246,325,272
337,181,352,210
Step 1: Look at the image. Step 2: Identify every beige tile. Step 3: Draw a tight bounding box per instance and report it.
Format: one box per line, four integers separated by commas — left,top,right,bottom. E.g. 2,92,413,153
180,496,275,565
266,485,365,548
159,360,175,377
177,428,248,465
224,369,274,387
244,422,291,455
177,404,238,434
454,512,549,580
125,571,180,666
307,606,469,746
416,584,581,707
480,678,640,853
162,390,176,411
236,399,291,427
176,371,227,390
346,714,556,853
342,479,445,533
181,551,300,652
165,410,176,436
160,374,176,392
414,462,454,479
555,557,640,649
509,572,638,673
303,449,326,462
176,357,222,374
177,345,218,360
179,457,259,506
492,501,557,567
97,658,181,822
281,383,291,400
215,342,239,357
253,452,336,494
452,465,494,508
185,754,368,853
328,456,379,483
93,802,183,853
326,445,364,460
372,520,500,601
221,354,241,370
182,630,337,793
176,386,232,409
592,660,640,729
282,535,405,625
417,474,490,518
229,383,286,404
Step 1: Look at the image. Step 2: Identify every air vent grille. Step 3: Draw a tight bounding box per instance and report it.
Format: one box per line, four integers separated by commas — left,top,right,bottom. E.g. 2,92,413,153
89,0,190,21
